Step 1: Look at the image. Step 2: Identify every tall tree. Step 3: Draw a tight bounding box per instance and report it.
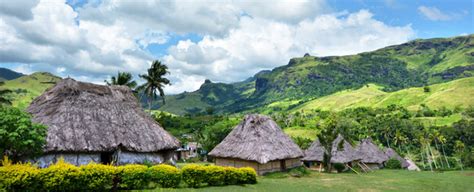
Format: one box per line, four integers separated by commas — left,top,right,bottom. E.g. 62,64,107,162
318,114,356,173
0,81,11,105
138,60,170,110
105,72,137,89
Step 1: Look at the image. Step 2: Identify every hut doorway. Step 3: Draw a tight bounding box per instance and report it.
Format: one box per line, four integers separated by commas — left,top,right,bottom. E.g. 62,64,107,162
280,160,286,171
100,152,114,164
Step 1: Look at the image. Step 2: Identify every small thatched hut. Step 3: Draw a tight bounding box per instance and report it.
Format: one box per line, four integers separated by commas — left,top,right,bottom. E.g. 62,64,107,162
355,138,389,169
27,78,180,167
208,114,303,175
331,134,359,164
302,139,325,169
384,148,410,168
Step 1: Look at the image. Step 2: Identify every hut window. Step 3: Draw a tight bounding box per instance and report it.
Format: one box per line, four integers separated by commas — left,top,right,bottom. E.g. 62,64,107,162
100,152,114,164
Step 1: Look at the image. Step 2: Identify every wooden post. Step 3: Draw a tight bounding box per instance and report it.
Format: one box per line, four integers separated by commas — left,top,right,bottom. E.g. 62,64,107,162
319,163,322,173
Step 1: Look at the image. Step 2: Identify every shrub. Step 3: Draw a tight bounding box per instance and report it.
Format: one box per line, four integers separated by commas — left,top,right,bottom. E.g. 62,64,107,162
223,167,241,185
149,164,181,188
385,158,402,169
333,163,346,173
181,164,207,188
117,164,151,189
78,163,117,190
38,158,81,191
0,163,40,191
204,165,226,186
238,167,257,184
288,166,310,178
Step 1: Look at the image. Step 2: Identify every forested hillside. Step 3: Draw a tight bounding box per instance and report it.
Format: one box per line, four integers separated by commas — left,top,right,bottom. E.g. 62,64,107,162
156,35,474,115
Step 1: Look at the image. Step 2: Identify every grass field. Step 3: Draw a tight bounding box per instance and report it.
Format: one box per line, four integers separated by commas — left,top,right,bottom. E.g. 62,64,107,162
148,170,473,192
294,77,474,112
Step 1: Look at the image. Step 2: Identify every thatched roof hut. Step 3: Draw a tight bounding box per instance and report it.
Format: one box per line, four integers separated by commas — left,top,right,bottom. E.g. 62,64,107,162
302,139,325,162
209,114,303,175
384,148,409,168
27,78,180,167
355,138,389,165
330,134,359,164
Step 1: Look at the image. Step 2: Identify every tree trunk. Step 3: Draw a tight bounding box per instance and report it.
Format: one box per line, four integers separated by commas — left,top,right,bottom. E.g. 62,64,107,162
434,139,444,168
441,144,450,168
426,145,433,172
428,144,438,169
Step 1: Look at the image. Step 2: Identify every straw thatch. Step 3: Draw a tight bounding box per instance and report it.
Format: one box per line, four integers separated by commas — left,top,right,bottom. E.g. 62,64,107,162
27,78,180,153
331,134,359,163
302,139,326,162
208,114,303,164
355,138,389,164
384,148,410,168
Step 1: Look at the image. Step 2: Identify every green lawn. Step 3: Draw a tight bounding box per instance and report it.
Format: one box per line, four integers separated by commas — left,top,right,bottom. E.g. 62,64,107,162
148,170,473,192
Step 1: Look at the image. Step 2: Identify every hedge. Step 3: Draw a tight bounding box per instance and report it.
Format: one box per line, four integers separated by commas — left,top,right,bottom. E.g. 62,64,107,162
0,158,257,191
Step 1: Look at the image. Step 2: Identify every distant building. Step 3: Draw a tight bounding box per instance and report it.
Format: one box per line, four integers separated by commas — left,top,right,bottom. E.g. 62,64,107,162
27,78,180,167
177,142,201,160
209,114,303,175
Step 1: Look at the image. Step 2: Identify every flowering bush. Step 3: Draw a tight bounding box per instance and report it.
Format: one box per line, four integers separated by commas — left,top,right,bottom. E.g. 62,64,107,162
149,164,181,188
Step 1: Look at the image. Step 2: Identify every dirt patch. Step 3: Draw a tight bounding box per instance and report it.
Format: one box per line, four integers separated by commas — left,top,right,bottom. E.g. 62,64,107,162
464,173,474,176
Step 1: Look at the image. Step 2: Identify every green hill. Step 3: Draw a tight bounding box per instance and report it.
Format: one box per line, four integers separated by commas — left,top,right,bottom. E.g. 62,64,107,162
0,72,62,109
157,35,474,115
293,77,474,112
0,68,24,81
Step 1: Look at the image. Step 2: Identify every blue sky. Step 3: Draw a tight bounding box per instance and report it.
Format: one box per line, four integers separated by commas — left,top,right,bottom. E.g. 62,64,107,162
0,0,472,94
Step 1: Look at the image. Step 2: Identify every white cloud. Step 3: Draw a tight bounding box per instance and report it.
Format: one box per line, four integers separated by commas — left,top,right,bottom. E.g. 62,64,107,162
0,0,39,20
163,10,414,93
418,6,463,21
0,0,415,95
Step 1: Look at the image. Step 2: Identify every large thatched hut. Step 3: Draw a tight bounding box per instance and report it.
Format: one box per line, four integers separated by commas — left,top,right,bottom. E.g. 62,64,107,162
384,148,410,168
331,134,359,164
208,114,303,175
302,139,325,169
27,78,180,167
355,138,389,169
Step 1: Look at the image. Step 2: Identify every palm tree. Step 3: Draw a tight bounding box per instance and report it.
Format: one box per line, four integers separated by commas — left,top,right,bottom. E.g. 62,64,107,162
0,81,12,105
138,60,170,111
105,72,137,89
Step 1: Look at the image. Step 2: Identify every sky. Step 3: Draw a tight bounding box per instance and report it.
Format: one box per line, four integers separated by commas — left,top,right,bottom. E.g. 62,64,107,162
0,0,472,94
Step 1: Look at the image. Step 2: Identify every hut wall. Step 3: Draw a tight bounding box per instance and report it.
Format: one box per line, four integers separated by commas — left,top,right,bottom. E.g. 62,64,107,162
116,150,177,165
214,157,302,175
34,153,100,168
285,158,302,168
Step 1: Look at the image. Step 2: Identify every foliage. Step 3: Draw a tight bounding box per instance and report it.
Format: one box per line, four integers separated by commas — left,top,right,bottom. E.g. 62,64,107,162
149,164,181,188
291,136,313,150
117,164,151,189
0,81,11,105
105,71,137,89
0,160,40,191
78,163,117,191
385,158,402,169
0,106,47,161
38,158,81,191
181,164,257,188
181,164,207,188
138,60,171,107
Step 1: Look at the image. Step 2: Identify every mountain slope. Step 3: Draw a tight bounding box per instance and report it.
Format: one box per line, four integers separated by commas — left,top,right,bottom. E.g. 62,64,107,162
293,77,474,112
0,72,62,109
157,35,473,115
0,67,24,81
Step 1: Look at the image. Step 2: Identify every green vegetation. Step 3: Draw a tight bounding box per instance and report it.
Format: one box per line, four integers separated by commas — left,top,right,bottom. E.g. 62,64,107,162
294,77,474,112
156,35,474,115
0,159,257,191
104,71,137,89
0,72,61,109
138,60,171,109
0,106,47,161
145,170,474,192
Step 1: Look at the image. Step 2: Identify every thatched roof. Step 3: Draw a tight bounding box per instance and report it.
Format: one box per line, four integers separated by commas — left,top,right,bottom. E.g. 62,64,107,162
302,139,325,162
331,134,359,163
355,138,389,164
27,78,180,153
208,114,303,164
384,148,410,168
